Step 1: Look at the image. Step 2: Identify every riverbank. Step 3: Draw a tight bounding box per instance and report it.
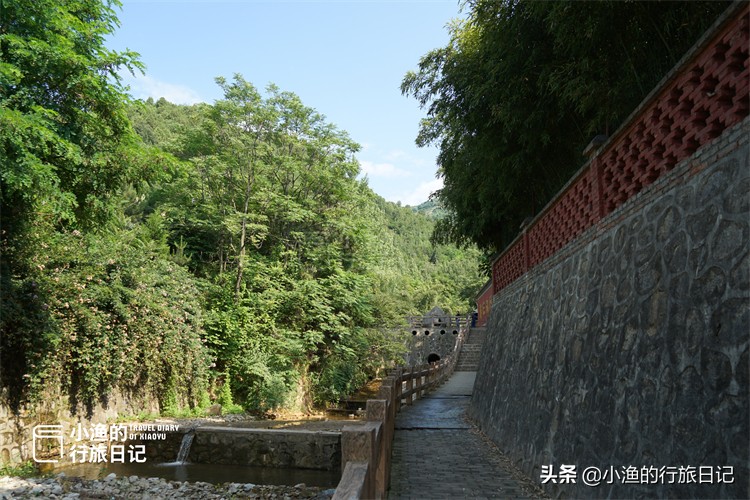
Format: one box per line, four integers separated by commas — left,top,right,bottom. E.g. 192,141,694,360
0,473,335,499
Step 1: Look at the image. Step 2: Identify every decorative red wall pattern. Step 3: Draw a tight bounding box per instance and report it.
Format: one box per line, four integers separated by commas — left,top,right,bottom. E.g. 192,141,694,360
599,9,749,217
527,168,599,268
475,283,493,327
491,4,749,295
492,237,526,294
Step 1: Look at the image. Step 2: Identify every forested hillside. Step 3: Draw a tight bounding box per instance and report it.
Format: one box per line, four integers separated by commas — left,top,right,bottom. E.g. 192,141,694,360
123,89,484,411
411,199,448,220
0,0,483,417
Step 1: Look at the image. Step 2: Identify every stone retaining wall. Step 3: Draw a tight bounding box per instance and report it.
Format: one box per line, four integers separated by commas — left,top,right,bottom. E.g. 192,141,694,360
470,119,749,498
0,390,158,465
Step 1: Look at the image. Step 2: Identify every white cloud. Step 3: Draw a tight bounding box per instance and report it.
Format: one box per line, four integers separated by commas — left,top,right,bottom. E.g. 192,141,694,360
123,74,204,105
391,177,444,207
384,150,407,161
384,149,427,167
360,160,411,178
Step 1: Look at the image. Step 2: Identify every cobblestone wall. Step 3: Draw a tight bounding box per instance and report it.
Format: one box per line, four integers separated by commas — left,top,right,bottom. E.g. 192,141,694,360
405,328,460,366
470,119,749,498
0,391,159,466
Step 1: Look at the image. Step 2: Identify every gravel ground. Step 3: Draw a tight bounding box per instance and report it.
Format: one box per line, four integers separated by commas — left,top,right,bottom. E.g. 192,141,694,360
0,473,336,499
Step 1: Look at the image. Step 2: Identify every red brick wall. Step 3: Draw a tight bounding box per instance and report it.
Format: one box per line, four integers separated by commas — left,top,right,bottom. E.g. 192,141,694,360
492,4,749,295
476,283,493,327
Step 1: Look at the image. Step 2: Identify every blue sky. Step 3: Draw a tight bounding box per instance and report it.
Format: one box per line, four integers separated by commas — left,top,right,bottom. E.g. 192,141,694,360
106,0,465,206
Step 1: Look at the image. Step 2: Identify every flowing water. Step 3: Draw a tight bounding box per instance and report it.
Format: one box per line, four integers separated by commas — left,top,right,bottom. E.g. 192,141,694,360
175,431,194,464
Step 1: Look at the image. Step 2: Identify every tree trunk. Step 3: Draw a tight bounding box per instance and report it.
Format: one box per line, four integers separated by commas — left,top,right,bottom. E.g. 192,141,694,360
235,168,254,300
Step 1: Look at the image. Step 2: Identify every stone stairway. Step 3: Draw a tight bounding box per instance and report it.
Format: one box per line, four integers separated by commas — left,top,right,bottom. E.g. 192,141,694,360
456,327,486,371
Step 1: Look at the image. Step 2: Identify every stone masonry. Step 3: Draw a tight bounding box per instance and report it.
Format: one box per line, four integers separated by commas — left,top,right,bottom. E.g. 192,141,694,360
455,327,486,371
1,389,159,466
388,373,535,499
130,426,341,471
404,308,464,366
470,119,749,498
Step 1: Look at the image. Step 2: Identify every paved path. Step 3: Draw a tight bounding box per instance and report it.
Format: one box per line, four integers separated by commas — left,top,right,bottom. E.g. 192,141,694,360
387,372,533,499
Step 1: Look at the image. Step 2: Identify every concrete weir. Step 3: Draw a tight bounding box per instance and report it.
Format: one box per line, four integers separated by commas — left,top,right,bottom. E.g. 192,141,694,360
136,426,342,471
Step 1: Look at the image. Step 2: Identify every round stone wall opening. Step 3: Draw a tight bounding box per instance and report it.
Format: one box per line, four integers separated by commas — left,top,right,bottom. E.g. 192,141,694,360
452,330,459,335
412,330,418,335
440,329,446,335
427,353,441,364
424,330,430,336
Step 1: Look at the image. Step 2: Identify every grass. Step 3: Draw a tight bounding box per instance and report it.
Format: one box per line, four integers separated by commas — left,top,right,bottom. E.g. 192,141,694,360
0,461,39,478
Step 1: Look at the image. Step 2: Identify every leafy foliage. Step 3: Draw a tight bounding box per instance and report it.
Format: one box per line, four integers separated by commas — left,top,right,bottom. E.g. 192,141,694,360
0,460,38,478
0,0,209,414
402,0,730,252
411,199,448,220
0,205,212,414
1,0,484,418
128,88,485,412
0,0,143,231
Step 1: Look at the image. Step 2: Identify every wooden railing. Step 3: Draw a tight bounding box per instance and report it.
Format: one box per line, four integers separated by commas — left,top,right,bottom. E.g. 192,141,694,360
332,316,469,499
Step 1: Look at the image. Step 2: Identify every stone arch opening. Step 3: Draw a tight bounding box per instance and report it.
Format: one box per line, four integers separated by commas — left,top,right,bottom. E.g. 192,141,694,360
452,329,459,335
427,353,441,364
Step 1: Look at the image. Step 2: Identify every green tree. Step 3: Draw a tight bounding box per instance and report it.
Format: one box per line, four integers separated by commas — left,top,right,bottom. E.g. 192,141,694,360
0,0,143,234
152,76,381,410
0,0,211,413
1,0,139,405
403,0,730,252
124,87,485,413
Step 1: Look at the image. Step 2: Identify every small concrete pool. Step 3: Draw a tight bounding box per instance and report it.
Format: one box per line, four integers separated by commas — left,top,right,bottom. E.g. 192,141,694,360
59,461,340,487
56,425,343,488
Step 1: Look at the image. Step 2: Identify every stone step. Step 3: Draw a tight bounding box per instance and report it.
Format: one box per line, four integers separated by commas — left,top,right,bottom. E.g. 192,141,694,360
457,360,480,367
457,354,481,364
465,327,487,344
456,333,484,371
458,351,481,358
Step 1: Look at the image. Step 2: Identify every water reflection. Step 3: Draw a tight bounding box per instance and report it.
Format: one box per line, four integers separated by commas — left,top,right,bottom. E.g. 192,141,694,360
61,461,340,488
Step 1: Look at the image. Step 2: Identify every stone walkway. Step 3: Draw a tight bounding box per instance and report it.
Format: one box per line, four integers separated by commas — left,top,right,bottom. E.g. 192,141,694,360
387,372,536,499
